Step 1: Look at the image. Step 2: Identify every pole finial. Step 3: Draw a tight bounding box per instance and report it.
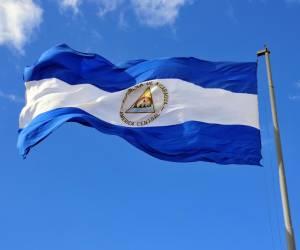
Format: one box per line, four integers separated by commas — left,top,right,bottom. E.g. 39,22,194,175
257,45,270,57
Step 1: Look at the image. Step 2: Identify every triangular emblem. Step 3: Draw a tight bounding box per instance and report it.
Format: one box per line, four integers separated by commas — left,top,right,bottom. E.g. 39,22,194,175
126,87,155,113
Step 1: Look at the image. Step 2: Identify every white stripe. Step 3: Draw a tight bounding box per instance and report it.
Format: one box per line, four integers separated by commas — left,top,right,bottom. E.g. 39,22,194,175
19,78,260,129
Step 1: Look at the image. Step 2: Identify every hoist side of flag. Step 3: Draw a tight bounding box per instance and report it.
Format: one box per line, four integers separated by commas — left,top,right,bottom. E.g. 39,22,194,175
18,44,261,165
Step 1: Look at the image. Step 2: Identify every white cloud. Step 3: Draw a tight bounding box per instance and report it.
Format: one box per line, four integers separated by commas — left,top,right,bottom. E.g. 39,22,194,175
289,95,300,101
226,3,238,24
0,91,23,103
131,0,189,27
59,0,190,27
288,80,300,101
0,0,43,53
59,0,122,16
96,0,123,17
59,0,81,14
118,11,128,30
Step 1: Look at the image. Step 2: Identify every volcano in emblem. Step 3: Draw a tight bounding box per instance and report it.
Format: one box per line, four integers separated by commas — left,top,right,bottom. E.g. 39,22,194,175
126,87,155,113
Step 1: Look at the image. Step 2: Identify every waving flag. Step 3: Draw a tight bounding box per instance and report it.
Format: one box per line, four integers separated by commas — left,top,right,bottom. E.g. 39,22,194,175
18,44,261,165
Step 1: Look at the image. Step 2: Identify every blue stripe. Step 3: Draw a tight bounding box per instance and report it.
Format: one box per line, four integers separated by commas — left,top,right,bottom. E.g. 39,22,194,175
18,108,262,165
24,44,258,94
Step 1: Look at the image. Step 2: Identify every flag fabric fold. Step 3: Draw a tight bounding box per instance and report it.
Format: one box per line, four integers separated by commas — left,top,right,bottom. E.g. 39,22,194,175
18,44,261,165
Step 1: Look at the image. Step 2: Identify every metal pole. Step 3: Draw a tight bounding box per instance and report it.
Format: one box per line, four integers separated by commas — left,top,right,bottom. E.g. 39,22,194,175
257,47,297,250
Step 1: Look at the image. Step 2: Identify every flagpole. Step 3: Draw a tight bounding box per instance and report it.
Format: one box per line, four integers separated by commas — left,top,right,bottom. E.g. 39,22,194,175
257,47,297,250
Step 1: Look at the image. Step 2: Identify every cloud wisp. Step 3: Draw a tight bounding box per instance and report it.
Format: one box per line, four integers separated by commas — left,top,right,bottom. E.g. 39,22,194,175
288,80,300,101
226,3,238,24
58,0,190,28
131,0,190,27
96,0,123,17
289,95,300,101
60,0,82,14
295,80,300,88
0,0,43,53
0,91,23,104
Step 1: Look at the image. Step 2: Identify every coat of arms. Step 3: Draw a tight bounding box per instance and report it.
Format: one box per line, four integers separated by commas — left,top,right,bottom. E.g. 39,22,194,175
120,81,169,126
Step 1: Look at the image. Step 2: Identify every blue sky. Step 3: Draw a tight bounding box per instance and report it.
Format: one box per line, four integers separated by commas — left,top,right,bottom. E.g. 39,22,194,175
0,0,299,249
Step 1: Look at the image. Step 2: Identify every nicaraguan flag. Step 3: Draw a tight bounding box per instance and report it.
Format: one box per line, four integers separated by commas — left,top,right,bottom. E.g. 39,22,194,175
18,44,261,165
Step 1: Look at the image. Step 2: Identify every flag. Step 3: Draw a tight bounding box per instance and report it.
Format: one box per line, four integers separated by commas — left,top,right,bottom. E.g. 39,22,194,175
18,44,261,165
